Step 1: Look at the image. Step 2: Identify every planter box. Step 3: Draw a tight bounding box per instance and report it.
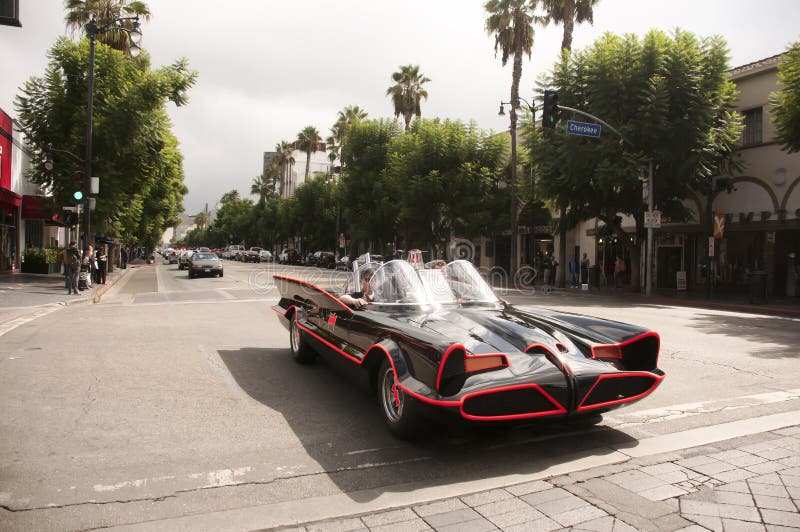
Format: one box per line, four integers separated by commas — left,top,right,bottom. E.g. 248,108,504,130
21,262,60,274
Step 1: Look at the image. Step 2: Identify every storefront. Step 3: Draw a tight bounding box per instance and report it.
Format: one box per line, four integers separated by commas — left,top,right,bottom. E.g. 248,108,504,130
1,109,18,272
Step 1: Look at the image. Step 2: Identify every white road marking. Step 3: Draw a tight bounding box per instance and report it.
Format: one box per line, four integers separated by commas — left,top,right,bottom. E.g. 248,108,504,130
0,304,62,338
604,388,800,427
93,468,253,493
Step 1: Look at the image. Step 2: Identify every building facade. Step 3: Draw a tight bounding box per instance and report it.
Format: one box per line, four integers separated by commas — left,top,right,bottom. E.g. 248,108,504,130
1,108,68,272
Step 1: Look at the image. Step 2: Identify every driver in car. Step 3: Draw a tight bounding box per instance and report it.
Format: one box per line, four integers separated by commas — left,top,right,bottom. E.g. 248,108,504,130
341,265,376,309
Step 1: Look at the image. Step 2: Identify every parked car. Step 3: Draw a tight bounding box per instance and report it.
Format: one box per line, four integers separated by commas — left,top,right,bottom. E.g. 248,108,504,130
226,245,245,260
177,250,194,270
309,251,335,269
188,252,223,278
168,249,179,264
273,259,664,438
259,250,274,263
278,248,300,265
242,247,263,263
335,255,349,271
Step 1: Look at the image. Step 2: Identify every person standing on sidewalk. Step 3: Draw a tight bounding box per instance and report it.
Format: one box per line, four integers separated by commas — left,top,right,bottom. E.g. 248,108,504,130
121,246,128,269
59,245,71,290
66,241,81,294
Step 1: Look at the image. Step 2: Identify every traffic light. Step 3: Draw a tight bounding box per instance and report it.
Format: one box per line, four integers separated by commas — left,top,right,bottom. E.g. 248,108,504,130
542,90,559,129
72,171,84,203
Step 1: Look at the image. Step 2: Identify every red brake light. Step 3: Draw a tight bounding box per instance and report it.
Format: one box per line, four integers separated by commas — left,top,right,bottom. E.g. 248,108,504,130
591,344,623,360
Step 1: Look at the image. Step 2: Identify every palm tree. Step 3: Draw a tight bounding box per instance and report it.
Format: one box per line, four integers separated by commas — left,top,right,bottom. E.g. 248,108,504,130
296,126,322,181
193,211,208,230
484,0,539,277
386,65,430,131
275,140,295,196
541,0,598,52
330,105,368,173
251,167,276,203
65,0,151,54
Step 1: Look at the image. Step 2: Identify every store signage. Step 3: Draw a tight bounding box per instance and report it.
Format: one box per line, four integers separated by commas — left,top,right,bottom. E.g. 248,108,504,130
713,212,725,238
676,271,687,291
644,210,661,228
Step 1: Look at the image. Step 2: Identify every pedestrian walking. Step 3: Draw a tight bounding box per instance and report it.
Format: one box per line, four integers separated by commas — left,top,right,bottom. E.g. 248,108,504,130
95,247,107,284
121,246,128,269
569,257,578,287
581,253,590,285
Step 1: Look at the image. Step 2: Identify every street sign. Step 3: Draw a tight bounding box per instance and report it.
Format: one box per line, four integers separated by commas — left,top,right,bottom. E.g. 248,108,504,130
644,210,661,228
708,237,715,257
566,120,601,138
63,206,77,211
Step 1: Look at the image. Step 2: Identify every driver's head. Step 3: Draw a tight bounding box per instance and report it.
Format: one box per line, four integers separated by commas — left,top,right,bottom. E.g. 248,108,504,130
359,265,377,296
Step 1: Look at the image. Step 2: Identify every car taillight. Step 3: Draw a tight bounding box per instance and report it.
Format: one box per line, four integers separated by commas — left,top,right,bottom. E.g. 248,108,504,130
591,344,623,360
465,354,509,373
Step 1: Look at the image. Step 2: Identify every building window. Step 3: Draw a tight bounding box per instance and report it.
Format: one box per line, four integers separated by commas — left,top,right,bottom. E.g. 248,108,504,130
741,107,763,147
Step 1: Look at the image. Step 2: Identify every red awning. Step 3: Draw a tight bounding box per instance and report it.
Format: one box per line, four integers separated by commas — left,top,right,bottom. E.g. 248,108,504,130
22,195,62,223
0,188,21,207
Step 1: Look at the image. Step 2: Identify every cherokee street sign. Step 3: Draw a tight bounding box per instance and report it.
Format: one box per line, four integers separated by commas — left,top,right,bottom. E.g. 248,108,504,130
566,120,601,138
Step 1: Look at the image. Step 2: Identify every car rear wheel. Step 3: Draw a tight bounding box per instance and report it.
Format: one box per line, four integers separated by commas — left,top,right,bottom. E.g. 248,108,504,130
188,269,194,278
377,358,422,439
219,271,223,277
289,316,316,364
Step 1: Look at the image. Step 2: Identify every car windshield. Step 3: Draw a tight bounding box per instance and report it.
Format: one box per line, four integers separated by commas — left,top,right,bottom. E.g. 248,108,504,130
368,260,431,305
193,253,216,260
442,260,498,303
418,269,457,304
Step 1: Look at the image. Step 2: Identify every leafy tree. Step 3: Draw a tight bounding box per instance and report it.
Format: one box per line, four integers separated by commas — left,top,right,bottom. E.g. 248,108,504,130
294,174,337,250
16,37,196,246
386,65,431,132
385,119,509,250
525,30,742,289
770,42,800,153
65,0,151,55
296,126,322,180
193,211,208,229
340,118,404,256
212,190,254,245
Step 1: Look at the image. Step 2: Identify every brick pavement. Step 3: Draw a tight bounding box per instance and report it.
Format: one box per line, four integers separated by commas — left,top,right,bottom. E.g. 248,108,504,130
277,426,800,532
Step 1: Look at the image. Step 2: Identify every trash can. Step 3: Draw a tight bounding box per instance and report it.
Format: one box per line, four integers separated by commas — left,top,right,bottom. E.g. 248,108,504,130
589,265,600,289
748,271,768,304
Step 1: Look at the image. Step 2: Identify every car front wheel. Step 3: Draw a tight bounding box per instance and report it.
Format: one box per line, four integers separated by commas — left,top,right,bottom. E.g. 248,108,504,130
377,358,422,439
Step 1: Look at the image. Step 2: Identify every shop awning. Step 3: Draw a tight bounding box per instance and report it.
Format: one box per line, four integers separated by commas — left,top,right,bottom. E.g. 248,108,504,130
1,188,21,207
22,195,64,224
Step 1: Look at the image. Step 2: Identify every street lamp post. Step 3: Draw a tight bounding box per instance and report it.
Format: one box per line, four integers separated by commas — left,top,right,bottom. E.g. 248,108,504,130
498,97,535,279
83,15,142,248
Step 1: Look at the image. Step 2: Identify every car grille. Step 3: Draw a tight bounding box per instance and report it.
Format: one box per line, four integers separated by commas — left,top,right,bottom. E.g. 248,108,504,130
461,386,564,419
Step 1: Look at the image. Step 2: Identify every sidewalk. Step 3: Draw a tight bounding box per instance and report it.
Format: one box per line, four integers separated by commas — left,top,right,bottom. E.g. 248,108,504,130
262,421,800,532
0,262,137,308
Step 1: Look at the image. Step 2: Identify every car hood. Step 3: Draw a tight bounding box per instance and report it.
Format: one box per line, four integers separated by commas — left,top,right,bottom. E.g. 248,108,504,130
397,304,649,355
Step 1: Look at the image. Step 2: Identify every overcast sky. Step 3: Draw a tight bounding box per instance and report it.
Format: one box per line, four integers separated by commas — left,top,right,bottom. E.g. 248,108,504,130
2,0,798,214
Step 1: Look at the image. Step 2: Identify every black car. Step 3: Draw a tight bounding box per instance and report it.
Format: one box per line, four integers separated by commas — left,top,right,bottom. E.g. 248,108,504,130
309,251,335,269
273,259,664,438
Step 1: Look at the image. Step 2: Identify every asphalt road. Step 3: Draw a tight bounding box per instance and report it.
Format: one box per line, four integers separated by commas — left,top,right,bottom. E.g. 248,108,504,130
1,259,799,531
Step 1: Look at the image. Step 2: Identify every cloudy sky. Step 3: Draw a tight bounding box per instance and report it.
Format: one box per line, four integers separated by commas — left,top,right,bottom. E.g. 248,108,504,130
2,0,798,214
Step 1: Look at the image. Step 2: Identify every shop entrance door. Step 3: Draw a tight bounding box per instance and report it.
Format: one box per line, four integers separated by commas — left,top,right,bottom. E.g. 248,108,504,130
657,246,683,289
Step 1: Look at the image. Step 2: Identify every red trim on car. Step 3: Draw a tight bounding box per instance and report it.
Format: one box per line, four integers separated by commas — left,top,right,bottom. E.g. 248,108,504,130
273,274,351,312
460,383,568,421
435,344,510,391
296,320,361,364
577,371,665,412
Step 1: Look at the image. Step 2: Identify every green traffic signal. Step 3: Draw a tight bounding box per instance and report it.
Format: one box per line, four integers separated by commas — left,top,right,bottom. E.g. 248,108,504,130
73,190,84,201
542,90,559,129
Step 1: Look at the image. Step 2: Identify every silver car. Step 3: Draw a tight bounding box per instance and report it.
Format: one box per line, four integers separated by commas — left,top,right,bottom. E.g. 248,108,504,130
188,252,223,278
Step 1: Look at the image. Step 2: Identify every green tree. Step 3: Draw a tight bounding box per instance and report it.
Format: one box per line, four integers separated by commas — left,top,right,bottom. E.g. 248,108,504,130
386,119,509,251
16,37,196,245
525,30,742,290
485,0,540,275
194,211,208,229
296,126,322,180
340,118,404,256
294,174,337,250
65,0,151,55
212,190,254,245
770,42,800,153
386,65,431,132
